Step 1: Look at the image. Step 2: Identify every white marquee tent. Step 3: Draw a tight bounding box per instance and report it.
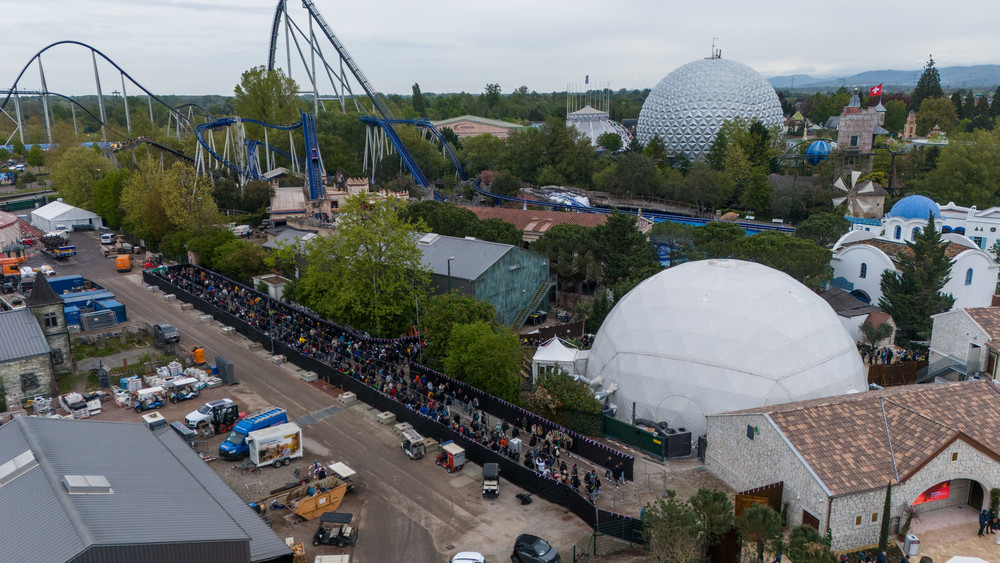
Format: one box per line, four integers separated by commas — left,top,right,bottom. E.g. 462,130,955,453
30,201,102,232
531,337,585,382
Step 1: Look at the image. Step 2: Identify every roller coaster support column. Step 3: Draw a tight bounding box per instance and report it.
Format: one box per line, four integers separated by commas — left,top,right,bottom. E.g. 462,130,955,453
69,102,78,136
92,51,108,140
12,91,24,144
37,58,53,145
121,74,132,134
148,95,155,124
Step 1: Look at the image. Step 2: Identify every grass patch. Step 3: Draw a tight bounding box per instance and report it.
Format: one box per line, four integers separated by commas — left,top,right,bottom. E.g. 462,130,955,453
73,334,154,359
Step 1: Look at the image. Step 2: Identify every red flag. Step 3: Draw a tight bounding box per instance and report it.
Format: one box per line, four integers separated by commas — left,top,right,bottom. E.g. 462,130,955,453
870,83,882,96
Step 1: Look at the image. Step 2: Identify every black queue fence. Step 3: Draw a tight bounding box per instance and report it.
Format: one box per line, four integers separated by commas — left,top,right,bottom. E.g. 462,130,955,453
142,267,643,542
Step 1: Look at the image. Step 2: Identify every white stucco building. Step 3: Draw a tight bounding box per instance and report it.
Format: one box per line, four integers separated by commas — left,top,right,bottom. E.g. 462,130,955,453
707,381,1000,551
830,195,998,309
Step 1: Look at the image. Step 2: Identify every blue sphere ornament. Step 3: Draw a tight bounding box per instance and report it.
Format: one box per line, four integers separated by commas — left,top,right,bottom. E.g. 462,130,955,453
806,140,831,165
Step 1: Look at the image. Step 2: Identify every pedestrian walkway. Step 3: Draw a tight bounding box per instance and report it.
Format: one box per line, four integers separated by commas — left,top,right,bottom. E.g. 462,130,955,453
906,505,998,561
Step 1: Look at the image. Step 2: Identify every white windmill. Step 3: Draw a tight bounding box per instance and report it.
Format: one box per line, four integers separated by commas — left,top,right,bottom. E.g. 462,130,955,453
832,171,887,218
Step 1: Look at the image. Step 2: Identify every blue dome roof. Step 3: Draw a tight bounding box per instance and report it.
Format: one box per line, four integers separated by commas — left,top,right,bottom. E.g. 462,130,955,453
887,195,941,220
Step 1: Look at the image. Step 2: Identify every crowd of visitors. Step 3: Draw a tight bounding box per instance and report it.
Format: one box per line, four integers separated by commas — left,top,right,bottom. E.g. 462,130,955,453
152,265,623,488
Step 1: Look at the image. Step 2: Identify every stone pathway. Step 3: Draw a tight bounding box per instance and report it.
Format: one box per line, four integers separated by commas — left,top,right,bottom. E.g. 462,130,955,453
906,505,1000,561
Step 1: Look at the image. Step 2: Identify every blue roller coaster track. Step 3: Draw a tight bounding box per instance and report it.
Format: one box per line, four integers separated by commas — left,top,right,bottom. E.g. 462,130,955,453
194,110,326,200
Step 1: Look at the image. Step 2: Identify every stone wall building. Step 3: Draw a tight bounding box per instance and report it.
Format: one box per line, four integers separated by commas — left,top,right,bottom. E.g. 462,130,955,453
706,381,1000,551
27,274,71,376
929,307,1000,380
0,308,57,405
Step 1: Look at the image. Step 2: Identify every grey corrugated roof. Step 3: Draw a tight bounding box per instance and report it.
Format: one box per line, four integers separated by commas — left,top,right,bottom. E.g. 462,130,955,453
262,228,316,250
0,308,50,361
0,421,86,563
0,417,290,563
416,233,513,281
156,429,291,562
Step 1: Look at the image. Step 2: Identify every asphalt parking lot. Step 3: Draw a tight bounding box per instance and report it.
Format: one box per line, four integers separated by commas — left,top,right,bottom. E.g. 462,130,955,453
37,230,598,562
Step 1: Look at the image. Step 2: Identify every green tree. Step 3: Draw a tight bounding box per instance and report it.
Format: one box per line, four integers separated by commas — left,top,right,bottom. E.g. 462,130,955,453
596,132,622,152
794,212,851,248
918,128,1000,208
861,318,894,346
531,223,601,291
401,200,477,237
92,169,128,229
595,211,659,290
915,96,958,135
11,139,26,157
26,144,45,172
472,217,522,246
489,170,522,197
787,524,836,563
689,488,734,557
233,66,301,146
599,152,662,198
911,56,944,111
578,287,611,333
444,321,521,402
739,168,772,215
420,292,496,368
951,91,965,120
879,214,955,341
690,221,746,259
684,161,735,212
459,134,507,175
411,83,426,117
528,369,603,434
883,100,907,133
649,221,695,266
49,146,109,207
642,135,667,162
737,503,783,563
295,196,430,337
642,492,703,563
484,83,502,116
212,239,268,283
737,231,833,289
183,227,238,270
879,482,892,552
120,160,218,244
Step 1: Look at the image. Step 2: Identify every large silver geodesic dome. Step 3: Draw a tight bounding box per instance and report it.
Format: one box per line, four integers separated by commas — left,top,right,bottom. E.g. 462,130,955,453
637,58,784,158
586,260,866,437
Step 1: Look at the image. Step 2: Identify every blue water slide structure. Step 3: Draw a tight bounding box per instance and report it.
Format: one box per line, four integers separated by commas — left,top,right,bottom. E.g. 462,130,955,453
472,179,795,234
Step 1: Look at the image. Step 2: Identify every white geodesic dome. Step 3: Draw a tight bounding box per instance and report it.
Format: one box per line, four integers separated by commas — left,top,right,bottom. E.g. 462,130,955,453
586,260,866,437
636,57,784,158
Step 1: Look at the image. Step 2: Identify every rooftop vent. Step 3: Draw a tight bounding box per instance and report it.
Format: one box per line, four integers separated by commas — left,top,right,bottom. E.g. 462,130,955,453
0,450,37,486
418,233,440,245
62,475,113,495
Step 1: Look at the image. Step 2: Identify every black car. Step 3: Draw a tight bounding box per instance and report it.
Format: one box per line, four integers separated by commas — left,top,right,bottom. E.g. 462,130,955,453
153,323,180,344
511,534,560,563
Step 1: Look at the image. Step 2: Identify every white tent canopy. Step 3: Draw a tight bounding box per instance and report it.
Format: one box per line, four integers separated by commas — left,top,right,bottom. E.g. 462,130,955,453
30,201,102,232
531,338,582,381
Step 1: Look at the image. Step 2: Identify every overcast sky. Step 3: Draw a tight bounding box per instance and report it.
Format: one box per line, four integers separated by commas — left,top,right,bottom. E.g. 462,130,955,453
4,0,999,97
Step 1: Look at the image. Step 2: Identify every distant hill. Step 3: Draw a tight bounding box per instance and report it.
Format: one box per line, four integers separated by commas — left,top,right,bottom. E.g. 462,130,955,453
768,65,1000,92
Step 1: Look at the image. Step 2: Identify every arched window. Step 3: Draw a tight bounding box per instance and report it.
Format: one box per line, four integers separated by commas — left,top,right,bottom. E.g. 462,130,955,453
894,226,902,240
860,263,868,279
912,227,921,239
966,268,974,286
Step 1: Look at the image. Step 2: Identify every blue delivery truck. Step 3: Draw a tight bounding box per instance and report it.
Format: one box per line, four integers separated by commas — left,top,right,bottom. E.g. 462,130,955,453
218,406,288,460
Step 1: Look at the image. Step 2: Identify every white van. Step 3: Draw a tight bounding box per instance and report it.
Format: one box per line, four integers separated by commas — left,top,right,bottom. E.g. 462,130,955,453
100,233,116,245
232,225,252,237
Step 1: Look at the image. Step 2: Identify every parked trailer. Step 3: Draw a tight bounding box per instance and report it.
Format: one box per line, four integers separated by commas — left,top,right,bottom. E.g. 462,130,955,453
246,421,303,468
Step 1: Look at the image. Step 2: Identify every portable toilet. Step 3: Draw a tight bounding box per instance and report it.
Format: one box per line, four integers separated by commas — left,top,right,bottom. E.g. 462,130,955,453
63,305,81,326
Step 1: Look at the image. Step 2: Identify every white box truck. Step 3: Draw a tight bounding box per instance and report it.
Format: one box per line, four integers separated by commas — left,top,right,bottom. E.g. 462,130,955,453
246,422,303,468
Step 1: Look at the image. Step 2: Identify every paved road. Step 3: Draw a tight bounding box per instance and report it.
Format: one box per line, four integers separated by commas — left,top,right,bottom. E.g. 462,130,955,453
38,231,592,562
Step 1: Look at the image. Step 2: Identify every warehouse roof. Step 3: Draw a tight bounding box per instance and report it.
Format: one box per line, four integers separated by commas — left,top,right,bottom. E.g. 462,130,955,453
416,232,515,281
0,308,50,361
0,417,290,563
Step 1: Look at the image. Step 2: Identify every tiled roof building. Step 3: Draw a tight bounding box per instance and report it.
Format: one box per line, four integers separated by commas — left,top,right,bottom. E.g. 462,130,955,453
707,381,1000,551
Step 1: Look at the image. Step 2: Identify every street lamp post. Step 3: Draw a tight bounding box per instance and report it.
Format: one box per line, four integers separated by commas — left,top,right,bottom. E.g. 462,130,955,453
447,256,455,293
